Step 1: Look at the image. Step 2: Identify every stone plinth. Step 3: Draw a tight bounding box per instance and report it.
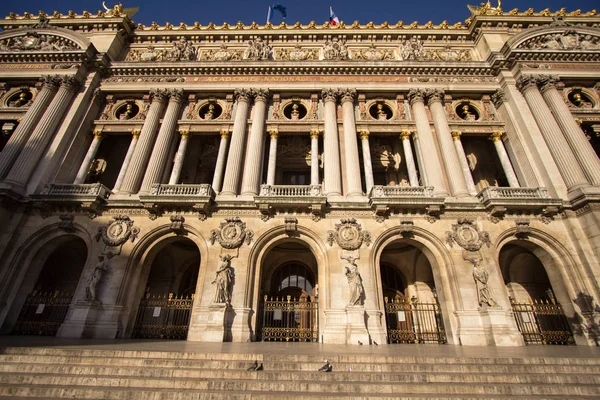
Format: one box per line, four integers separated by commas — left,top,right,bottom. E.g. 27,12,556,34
346,305,370,345
189,303,229,342
481,308,525,346
57,301,121,339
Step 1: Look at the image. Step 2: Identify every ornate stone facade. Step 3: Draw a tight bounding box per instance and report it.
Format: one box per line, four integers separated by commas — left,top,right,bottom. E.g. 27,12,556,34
0,6,599,349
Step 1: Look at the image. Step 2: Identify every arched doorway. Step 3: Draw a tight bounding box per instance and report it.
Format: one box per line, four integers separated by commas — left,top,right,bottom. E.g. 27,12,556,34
258,242,318,342
380,240,446,344
131,237,200,340
499,242,575,345
12,237,87,336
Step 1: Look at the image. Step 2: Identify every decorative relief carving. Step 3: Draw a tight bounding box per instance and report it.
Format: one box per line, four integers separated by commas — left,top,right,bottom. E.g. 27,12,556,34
126,39,196,62
277,45,319,61
209,217,254,249
351,44,394,61
398,37,426,60
491,89,507,108
323,37,348,60
0,32,79,52
445,219,491,251
327,218,372,250
515,219,531,239
58,213,75,232
169,215,185,233
520,31,600,50
425,47,471,61
95,215,140,247
284,217,298,236
199,45,243,61
244,38,272,60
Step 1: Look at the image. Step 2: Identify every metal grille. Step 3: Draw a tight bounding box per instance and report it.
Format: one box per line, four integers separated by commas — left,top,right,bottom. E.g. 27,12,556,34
132,293,194,340
12,290,72,336
511,298,575,345
384,296,447,344
261,295,318,342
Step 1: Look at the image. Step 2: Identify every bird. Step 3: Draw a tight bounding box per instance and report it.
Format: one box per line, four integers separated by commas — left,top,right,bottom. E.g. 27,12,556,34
256,363,264,371
373,341,378,346
358,340,363,345
318,360,332,372
247,360,258,371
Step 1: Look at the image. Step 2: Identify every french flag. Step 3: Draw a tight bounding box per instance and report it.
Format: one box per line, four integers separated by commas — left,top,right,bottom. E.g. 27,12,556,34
329,6,339,26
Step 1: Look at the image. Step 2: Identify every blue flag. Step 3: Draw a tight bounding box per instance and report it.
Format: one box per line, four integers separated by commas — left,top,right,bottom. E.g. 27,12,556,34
272,3,287,18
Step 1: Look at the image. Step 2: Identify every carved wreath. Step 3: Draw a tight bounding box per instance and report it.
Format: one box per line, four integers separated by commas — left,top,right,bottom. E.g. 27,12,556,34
210,217,254,249
95,215,140,247
327,218,371,250
445,219,490,252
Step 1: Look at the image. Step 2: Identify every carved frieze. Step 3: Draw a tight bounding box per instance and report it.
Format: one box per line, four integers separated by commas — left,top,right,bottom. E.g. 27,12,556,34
127,38,197,62
244,38,272,60
210,217,254,249
277,45,319,61
0,32,79,51
520,31,600,50
398,37,426,60
425,47,471,61
323,38,348,60
199,45,243,61
95,215,140,247
351,44,394,61
327,218,372,250
445,219,491,252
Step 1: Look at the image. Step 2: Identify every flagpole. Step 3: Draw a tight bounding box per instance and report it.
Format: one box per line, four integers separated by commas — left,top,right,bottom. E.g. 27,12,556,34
266,6,272,24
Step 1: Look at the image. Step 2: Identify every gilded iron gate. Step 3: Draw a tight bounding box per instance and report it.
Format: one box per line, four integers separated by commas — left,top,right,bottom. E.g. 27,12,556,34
510,298,575,345
12,290,73,336
132,293,194,339
261,295,318,342
384,296,447,344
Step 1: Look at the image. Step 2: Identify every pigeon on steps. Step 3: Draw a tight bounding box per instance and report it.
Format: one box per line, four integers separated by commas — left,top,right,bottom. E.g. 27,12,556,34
247,360,258,371
256,363,264,371
318,360,332,372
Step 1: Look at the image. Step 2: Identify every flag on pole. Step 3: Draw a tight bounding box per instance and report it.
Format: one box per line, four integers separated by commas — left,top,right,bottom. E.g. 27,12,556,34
329,6,339,26
267,3,287,24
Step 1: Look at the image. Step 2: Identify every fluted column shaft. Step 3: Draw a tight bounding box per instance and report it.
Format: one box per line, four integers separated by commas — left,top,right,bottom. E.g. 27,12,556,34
310,129,320,187
0,77,59,180
168,130,190,185
74,130,104,184
408,90,448,196
241,90,269,195
359,130,374,193
4,77,80,188
427,91,469,197
490,132,520,188
119,91,168,194
400,130,419,187
140,90,184,192
450,131,477,194
113,130,140,191
221,90,252,195
340,89,362,196
540,78,600,185
265,129,278,186
517,76,588,190
211,130,231,193
322,89,342,196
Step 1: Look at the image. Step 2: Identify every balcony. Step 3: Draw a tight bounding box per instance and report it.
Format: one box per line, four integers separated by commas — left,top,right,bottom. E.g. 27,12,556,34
368,185,445,218
139,184,215,216
33,183,111,212
255,184,327,220
477,186,563,218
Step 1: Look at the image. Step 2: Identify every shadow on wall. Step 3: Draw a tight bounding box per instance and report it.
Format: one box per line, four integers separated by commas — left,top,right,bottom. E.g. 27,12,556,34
571,292,600,346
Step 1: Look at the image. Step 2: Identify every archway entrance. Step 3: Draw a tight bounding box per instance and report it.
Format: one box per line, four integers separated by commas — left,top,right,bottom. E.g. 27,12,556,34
12,237,87,336
380,240,446,344
258,242,318,342
132,237,200,340
500,243,575,345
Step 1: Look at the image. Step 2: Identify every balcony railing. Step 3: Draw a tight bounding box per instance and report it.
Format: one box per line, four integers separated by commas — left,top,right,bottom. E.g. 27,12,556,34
369,185,435,198
40,183,111,199
150,184,214,197
478,187,549,201
259,184,324,197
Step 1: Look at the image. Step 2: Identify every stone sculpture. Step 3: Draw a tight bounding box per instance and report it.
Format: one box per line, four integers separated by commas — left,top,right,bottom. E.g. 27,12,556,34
470,258,497,308
212,254,234,304
344,256,365,306
85,255,108,302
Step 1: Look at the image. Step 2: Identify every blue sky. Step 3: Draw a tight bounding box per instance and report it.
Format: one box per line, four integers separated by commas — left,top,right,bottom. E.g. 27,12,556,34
1,0,598,26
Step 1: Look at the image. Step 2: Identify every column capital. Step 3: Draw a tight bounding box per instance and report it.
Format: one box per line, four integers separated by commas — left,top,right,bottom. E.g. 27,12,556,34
234,88,253,103
489,131,504,142
220,128,231,139
92,129,104,139
491,89,507,108
537,74,560,93
309,129,322,139
516,75,538,93
59,76,81,92
339,88,357,103
150,88,169,102
168,88,185,103
179,129,190,138
400,130,413,140
40,74,61,89
268,129,279,139
358,130,370,140
253,89,271,103
451,130,462,141
321,88,338,103
425,88,445,105
92,87,105,101
407,89,426,105
131,129,141,139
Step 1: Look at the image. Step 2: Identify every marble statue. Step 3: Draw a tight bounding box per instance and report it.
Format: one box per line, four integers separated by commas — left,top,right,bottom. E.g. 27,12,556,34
344,257,365,306
470,258,497,307
85,255,108,302
212,255,234,304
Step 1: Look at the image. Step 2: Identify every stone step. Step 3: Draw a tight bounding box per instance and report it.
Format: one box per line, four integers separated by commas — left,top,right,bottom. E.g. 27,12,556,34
0,364,599,385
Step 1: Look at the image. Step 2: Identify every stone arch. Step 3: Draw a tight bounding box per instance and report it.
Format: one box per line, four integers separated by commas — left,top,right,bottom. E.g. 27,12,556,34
117,223,209,338
0,26,92,51
371,225,460,344
0,221,93,334
246,225,329,340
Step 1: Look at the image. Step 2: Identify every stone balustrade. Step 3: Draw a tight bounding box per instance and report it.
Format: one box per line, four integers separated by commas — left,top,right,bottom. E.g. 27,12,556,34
369,185,435,198
150,183,214,197
259,184,324,197
478,186,549,202
40,183,111,198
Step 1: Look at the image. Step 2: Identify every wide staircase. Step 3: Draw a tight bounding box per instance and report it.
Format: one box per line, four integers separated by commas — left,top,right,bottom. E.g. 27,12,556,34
0,345,599,399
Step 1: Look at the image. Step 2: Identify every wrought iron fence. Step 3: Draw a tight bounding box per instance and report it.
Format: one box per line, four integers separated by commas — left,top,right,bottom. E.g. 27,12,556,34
12,290,73,336
510,298,575,345
132,293,194,340
261,295,318,342
384,296,447,344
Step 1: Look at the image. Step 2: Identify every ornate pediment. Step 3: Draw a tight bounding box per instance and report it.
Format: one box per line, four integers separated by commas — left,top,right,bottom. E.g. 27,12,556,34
518,30,600,50
0,31,80,52
327,218,372,250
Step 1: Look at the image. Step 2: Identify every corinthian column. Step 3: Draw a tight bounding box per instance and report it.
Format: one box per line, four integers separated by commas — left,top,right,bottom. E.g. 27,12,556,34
0,76,60,180
322,89,342,196
310,129,320,187
140,89,184,193
340,89,363,196
211,129,231,193
265,129,278,186
221,89,252,196
359,130,374,193
241,89,270,196
450,131,477,195
538,75,600,185
74,129,104,184
113,130,140,192
517,75,588,190
427,89,469,197
400,130,419,187
490,131,520,188
407,89,448,196
168,129,190,185
4,76,81,189
119,90,168,194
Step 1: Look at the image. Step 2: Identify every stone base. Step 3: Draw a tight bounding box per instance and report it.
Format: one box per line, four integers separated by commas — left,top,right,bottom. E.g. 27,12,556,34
455,310,489,346
365,309,387,345
346,306,370,345
229,307,252,342
322,309,347,344
56,302,122,339
188,303,229,342
481,308,525,346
